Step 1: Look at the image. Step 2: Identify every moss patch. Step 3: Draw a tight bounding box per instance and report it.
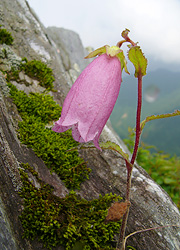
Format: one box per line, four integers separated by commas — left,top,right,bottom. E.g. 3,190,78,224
20,58,55,90
0,29,54,90
19,163,121,250
6,58,55,90
8,82,91,189
0,26,14,45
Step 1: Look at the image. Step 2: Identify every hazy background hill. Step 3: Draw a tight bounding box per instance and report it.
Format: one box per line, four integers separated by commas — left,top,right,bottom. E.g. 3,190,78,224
110,69,180,156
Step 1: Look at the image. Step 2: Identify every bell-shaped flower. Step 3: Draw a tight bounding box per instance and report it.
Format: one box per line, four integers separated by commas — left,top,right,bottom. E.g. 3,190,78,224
52,45,128,150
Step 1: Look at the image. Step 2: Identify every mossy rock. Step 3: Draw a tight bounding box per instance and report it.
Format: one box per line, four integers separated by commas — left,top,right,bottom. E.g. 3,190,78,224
19,163,121,250
7,82,90,189
20,59,55,90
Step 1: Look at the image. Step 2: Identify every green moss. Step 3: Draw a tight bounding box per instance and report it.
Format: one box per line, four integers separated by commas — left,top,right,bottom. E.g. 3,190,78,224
19,163,121,250
8,82,91,189
7,83,61,123
6,58,55,90
0,26,14,45
20,59,55,90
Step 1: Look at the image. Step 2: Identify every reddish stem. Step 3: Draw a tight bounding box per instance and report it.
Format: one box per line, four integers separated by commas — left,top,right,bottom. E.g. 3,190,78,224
116,72,143,250
116,164,132,249
131,73,143,165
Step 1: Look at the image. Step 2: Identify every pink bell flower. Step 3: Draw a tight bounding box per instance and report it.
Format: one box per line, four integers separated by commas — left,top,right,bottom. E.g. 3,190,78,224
52,45,128,150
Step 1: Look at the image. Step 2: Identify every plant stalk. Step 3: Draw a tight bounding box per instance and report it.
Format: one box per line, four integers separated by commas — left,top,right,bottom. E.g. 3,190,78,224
116,165,132,249
131,73,143,165
116,73,143,250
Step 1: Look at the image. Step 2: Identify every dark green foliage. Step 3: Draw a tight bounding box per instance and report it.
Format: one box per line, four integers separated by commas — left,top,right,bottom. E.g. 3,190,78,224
8,82,91,189
19,163,121,250
124,128,180,209
0,27,14,45
20,59,55,90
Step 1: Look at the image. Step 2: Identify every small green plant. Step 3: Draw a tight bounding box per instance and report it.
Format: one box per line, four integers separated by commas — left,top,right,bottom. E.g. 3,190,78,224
0,26,14,45
63,29,180,249
19,163,121,250
8,82,90,189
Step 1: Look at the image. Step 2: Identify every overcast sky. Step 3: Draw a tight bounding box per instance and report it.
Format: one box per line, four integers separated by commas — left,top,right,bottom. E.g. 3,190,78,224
27,0,180,71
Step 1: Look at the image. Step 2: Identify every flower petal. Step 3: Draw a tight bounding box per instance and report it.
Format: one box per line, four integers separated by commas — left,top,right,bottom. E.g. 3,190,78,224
52,53,122,150
52,122,71,133
71,124,85,143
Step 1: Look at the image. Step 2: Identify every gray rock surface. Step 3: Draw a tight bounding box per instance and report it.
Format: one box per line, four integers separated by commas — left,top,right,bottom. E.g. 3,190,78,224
46,26,92,86
0,0,180,249
0,196,18,250
46,26,90,72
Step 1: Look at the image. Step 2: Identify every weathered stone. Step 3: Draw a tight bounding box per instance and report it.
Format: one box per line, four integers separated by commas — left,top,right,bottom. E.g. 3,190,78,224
0,71,9,97
46,27,91,72
0,44,22,70
18,71,25,81
46,27,94,87
0,196,19,250
0,0,179,249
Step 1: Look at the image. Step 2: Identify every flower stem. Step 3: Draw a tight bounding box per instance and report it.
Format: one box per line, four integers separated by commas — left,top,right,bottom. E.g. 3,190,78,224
131,73,143,165
116,164,132,249
123,224,180,248
116,73,143,250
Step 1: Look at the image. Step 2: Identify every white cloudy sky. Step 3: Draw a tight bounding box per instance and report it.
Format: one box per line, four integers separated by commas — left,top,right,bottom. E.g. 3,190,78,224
27,0,180,70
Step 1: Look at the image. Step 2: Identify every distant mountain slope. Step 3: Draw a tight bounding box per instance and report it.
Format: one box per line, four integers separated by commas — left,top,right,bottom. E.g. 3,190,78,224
110,69,180,155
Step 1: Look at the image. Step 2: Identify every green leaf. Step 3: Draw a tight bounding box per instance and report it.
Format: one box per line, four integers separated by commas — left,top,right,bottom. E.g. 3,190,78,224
100,141,131,164
85,45,130,75
140,110,180,131
84,46,106,59
164,178,177,185
116,51,130,75
128,46,147,77
127,246,137,250
68,141,131,165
